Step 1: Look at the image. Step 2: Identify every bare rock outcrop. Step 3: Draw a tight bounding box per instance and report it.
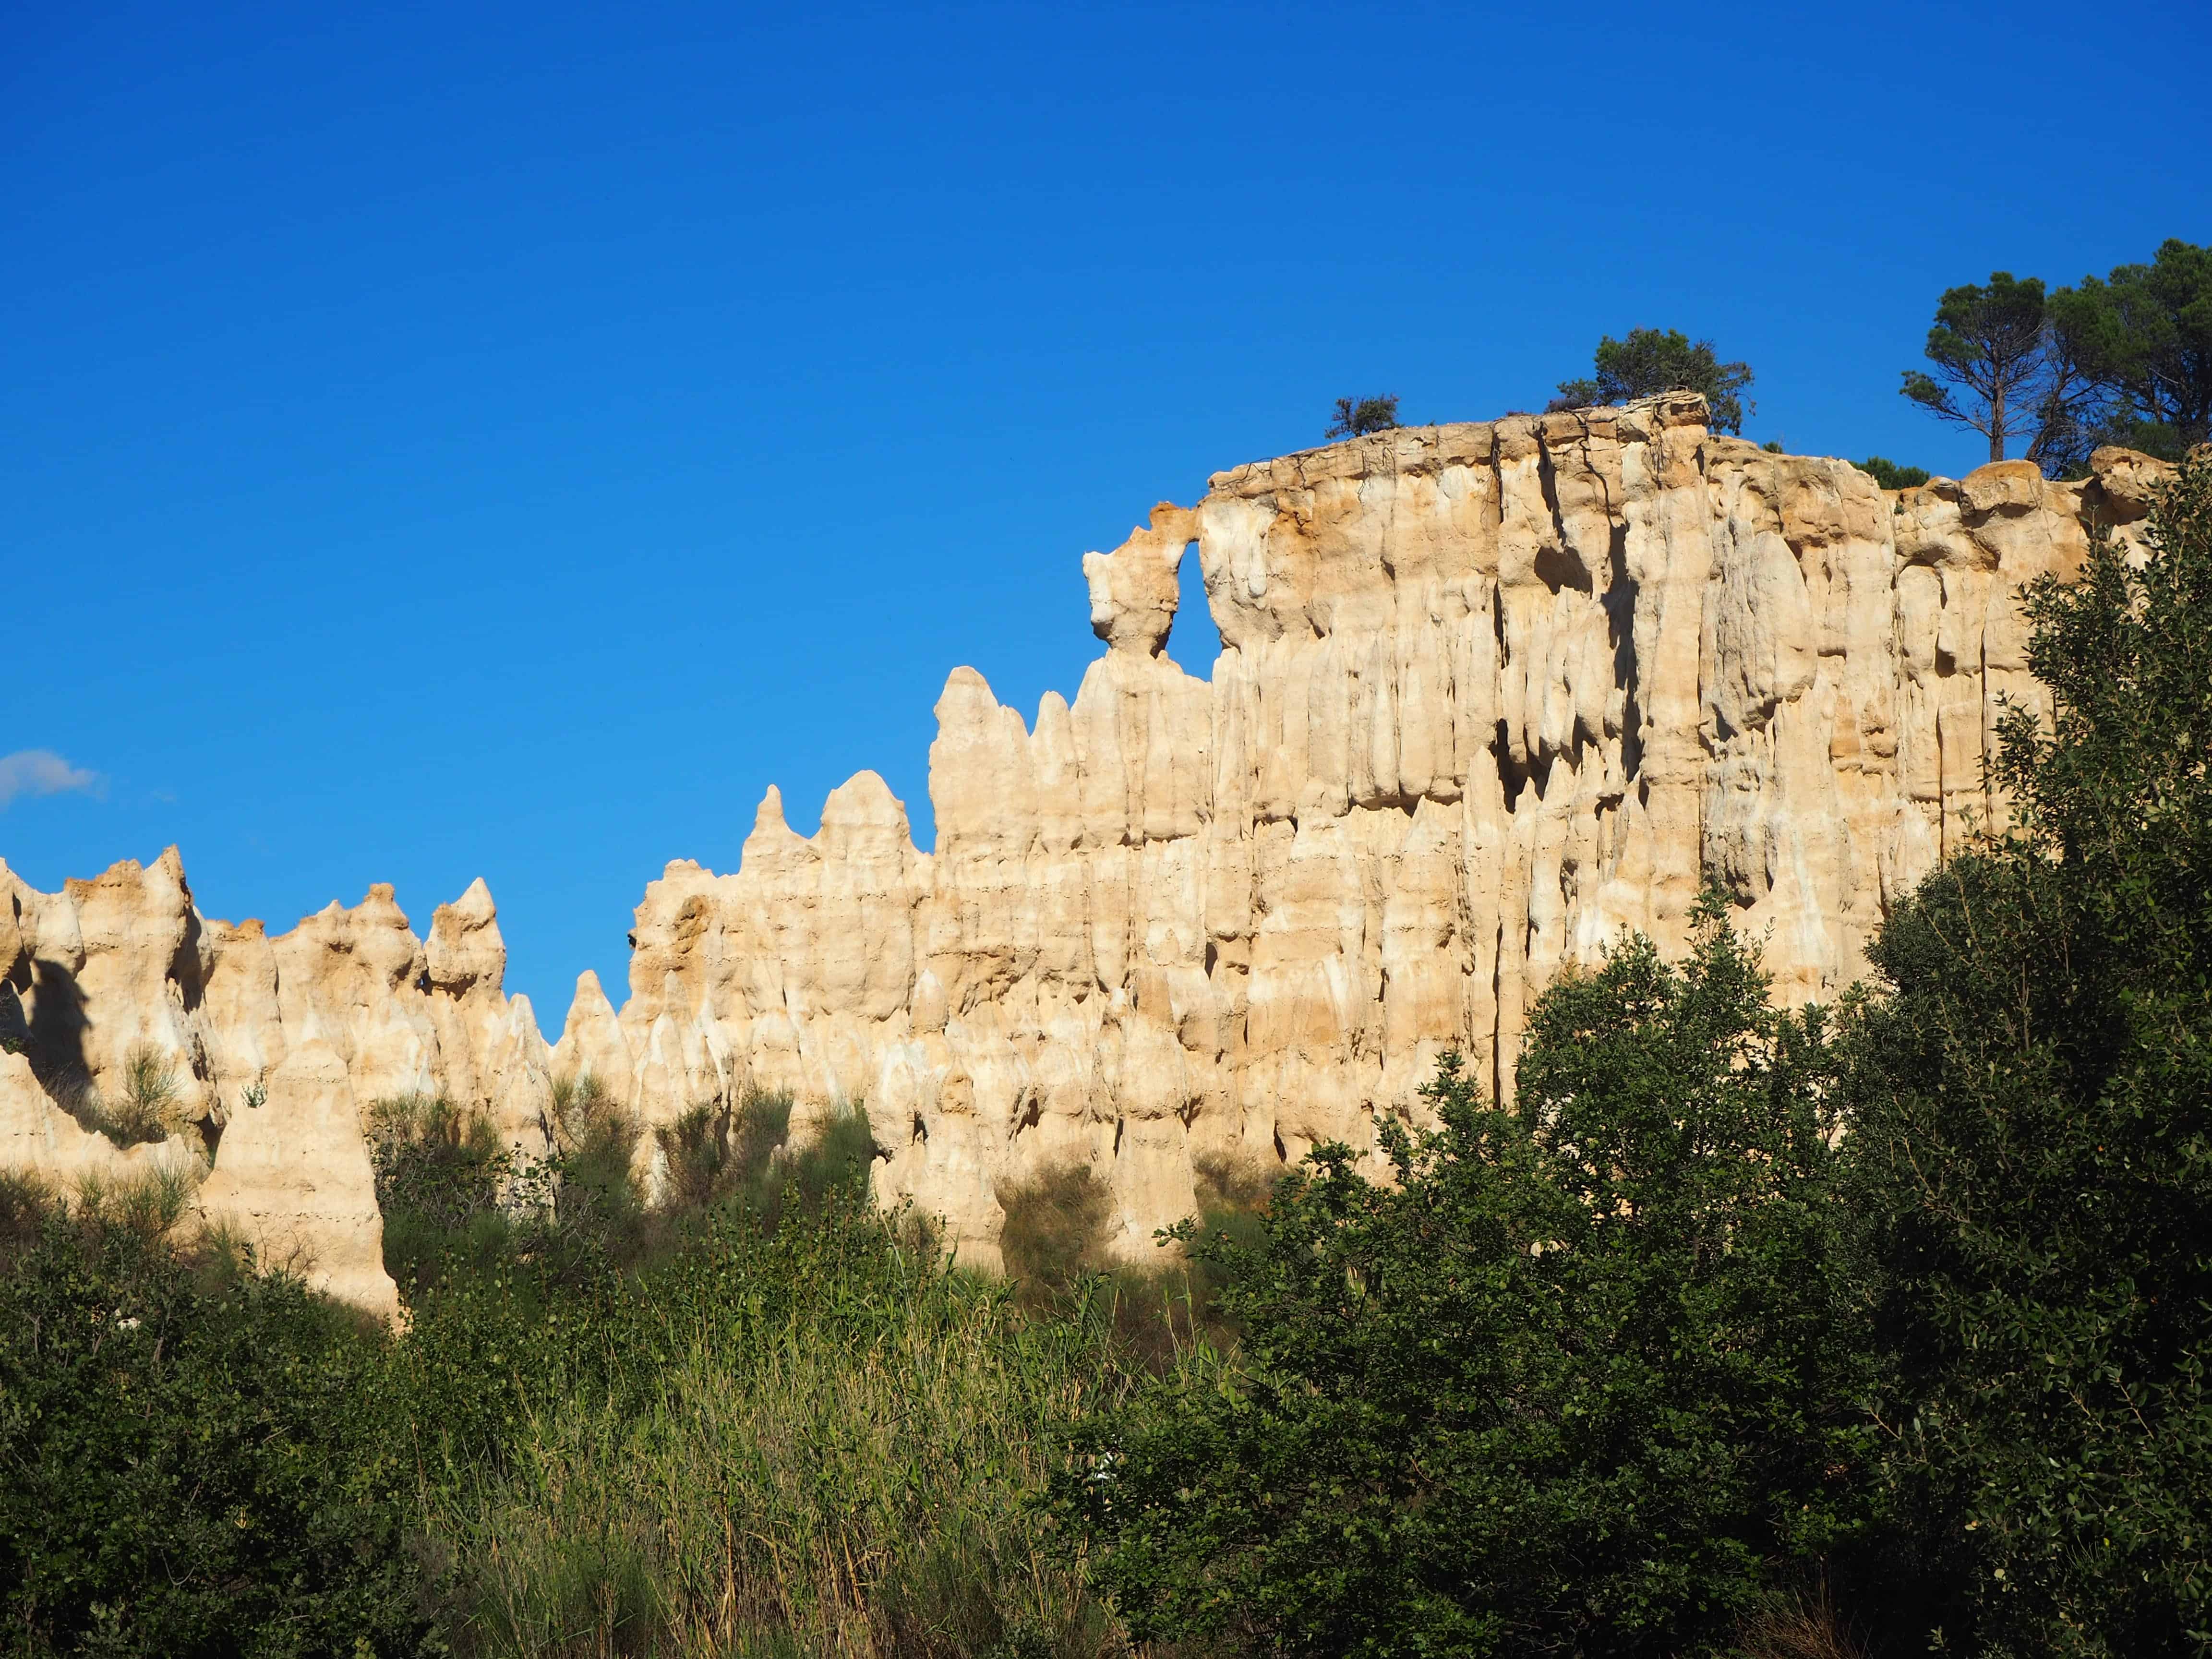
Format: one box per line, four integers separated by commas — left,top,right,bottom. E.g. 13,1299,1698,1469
1,399,2171,1302
0,853,555,1315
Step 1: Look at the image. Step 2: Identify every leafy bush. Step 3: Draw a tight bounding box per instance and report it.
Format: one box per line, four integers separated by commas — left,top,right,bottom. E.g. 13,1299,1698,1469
1326,395,1400,439
545,1070,647,1251
1063,897,1874,1658
998,1161,1114,1296
1554,328,1755,433
1844,450,2212,1655
1857,456,1931,490
995,1151,1273,1374
0,1177,433,1657
368,1092,537,1294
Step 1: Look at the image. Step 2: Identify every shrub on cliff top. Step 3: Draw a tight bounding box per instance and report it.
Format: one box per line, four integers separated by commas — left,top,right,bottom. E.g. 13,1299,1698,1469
1857,456,1931,490
1326,395,1400,439
1553,327,1755,434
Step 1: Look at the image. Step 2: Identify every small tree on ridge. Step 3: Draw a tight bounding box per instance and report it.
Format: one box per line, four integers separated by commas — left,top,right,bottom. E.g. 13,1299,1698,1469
1326,395,1400,439
1553,327,1755,434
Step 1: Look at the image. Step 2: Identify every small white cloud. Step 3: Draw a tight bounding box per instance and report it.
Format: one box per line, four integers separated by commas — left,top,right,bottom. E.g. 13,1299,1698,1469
0,749,104,811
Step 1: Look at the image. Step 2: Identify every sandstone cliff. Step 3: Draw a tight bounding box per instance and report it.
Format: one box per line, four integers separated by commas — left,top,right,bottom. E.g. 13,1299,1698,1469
1,399,2171,1302
1,853,546,1315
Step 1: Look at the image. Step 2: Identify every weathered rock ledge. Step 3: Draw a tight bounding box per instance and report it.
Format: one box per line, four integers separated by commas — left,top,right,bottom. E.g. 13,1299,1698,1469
2,399,2171,1306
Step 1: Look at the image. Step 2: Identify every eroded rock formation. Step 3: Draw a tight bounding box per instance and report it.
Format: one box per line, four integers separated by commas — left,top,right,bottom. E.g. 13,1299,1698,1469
1,852,547,1315
1,398,2171,1303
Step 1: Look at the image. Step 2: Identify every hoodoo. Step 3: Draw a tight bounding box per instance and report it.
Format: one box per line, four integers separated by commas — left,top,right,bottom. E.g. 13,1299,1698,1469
0,396,2172,1307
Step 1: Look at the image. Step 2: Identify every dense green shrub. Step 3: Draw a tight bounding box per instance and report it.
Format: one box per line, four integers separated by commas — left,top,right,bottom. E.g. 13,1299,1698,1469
1857,456,1932,490
0,1175,432,1658
1845,451,2212,1655
1554,328,1755,433
1326,395,1400,439
368,1091,540,1295
1063,897,1874,1658
998,1161,1115,1295
994,1150,1273,1375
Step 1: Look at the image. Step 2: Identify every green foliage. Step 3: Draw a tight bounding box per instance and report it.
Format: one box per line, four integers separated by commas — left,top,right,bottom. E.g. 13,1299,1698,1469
1554,327,1754,434
1064,897,1872,1657
368,1092,537,1294
0,1178,433,1657
997,1153,1271,1373
545,1070,648,1250
1904,241,2212,476
1857,456,1931,490
1901,271,2053,464
434,1196,1135,1659
1326,394,1400,439
108,1044,184,1144
1845,450,2212,1656
5,1064,1181,1656
2049,238,2212,462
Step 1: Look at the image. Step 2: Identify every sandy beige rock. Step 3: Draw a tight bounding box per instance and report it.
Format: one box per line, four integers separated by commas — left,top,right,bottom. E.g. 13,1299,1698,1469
560,399,2166,1269
4,400,2170,1296
0,854,558,1314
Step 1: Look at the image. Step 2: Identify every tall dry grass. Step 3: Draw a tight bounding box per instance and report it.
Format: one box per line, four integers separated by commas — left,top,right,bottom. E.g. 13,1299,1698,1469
370,1085,1166,1657
438,1257,1132,1658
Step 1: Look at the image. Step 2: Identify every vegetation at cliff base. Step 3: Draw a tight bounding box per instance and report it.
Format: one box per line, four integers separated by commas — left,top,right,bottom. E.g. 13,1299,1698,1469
0,1086,1191,1658
1058,903,1874,1658
0,1172,429,1656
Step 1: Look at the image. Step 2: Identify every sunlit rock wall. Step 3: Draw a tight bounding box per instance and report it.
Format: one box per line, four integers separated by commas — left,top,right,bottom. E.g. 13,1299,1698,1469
1,398,2170,1301
562,398,2167,1267
1,852,548,1315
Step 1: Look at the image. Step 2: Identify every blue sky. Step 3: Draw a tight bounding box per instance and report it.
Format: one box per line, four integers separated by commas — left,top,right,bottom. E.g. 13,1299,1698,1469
6,0,2208,1021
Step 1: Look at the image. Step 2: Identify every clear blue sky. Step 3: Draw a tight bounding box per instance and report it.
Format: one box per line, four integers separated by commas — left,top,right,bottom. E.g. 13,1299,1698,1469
6,0,2208,1022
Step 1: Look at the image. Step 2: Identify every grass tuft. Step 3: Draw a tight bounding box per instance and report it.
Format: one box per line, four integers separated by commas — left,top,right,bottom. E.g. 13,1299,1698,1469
997,1162,1112,1299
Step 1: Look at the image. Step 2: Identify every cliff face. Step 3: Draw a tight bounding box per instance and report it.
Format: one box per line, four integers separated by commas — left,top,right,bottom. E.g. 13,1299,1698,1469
577,401,2164,1264
1,400,2171,1302
1,854,546,1315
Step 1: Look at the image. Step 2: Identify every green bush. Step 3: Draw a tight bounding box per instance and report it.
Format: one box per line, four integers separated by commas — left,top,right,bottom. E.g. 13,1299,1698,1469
1857,456,1932,490
1326,395,1400,439
368,1092,538,1294
1062,897,1874,1658
0,1177,433,1657
1844,450,2212,1655
1554,328,1755,433
998,1161,1114,1297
